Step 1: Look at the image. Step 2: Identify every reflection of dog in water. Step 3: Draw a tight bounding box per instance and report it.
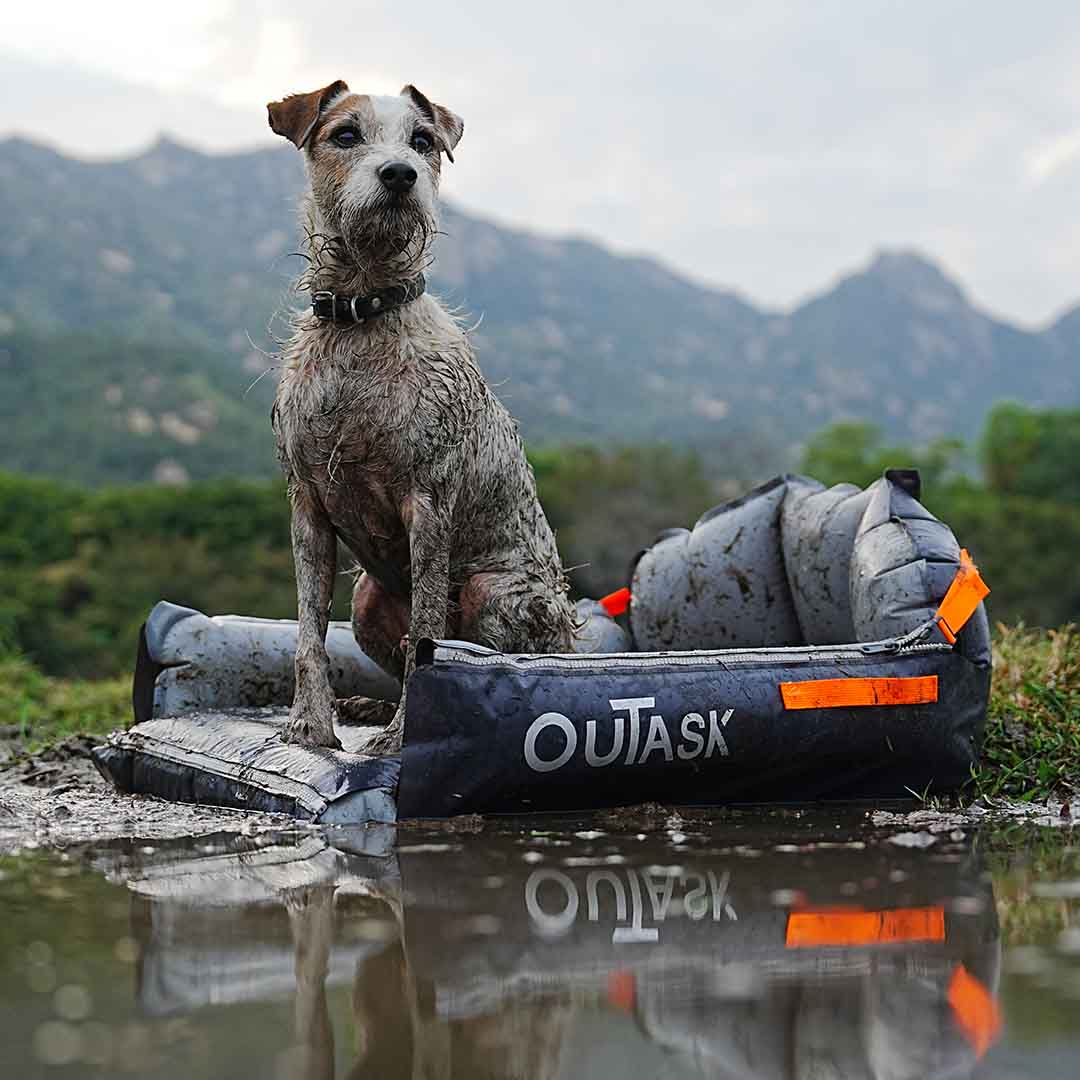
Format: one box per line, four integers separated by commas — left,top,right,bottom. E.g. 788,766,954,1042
266,80,578,758
284,885,571,1079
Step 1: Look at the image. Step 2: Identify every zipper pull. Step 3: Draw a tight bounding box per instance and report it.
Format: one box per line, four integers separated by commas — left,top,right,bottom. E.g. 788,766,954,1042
860,639,901,655
434,639,499,660
861,617,941,656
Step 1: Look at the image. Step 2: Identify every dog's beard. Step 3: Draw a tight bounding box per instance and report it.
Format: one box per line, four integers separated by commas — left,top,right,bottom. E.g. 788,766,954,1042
338,194,436,278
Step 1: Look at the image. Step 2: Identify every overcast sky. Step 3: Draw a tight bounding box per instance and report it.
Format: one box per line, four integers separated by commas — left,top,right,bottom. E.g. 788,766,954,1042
3,0,1080,326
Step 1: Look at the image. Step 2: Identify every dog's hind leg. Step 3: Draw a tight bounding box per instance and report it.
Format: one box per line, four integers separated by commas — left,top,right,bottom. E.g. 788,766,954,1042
341,572,408,730
350,572,409,680
362,494,452,756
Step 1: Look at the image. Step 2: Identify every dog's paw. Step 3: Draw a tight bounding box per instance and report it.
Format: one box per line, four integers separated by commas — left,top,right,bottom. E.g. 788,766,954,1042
361,717,404,757
283,698,342,751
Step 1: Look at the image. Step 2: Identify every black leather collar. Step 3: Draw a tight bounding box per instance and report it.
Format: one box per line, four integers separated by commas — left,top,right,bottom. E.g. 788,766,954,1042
311,274,426,325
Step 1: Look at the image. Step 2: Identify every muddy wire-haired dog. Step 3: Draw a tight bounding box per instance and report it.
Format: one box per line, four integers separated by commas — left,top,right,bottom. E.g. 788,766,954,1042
267,81,577,754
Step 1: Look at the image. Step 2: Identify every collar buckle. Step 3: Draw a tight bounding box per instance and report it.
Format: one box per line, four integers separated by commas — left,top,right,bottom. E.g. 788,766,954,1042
312,290,336,324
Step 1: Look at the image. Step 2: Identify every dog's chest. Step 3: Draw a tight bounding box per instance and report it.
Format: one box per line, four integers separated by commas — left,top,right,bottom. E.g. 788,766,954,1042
275,363,407,485
273,340,483,539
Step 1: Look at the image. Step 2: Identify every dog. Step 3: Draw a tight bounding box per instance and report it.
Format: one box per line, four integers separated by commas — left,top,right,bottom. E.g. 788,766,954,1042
267,81,578,755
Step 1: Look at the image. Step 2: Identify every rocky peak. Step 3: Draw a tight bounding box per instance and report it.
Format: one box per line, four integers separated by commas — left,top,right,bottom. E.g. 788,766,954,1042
862,249,970,315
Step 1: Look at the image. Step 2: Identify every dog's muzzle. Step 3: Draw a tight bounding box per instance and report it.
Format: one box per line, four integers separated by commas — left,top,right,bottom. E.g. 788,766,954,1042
312,274,427,325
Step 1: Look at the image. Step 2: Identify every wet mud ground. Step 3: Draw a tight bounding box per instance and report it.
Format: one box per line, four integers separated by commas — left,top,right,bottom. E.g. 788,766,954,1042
0,738,1078,1077
0,737,300,854
1,731,1072,854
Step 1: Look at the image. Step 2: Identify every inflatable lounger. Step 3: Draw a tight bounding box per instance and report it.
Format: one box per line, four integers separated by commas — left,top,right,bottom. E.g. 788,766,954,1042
94,471,991,822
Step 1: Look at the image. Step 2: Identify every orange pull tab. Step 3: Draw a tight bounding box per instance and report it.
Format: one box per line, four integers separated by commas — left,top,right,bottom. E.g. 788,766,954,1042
935,549,990,644
600,587,632,617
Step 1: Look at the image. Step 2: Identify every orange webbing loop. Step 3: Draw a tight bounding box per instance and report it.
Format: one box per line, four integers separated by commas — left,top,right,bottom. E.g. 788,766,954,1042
785,906,946,947
935,549,990,645
600,587,632,617
780,676,938,710
948,964,1002,1058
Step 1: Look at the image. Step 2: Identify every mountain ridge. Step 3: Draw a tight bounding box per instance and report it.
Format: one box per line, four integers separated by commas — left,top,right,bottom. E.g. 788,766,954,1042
0,135,1077,485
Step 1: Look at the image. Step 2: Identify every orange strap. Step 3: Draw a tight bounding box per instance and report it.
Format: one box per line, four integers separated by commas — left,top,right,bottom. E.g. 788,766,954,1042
780,675,938,710
935,548,990,644
948,964,1001,1058
786,906,945,947
599,587,632,617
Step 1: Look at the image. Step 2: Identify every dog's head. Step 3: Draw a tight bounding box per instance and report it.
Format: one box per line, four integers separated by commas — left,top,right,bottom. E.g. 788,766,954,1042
268,81,463,266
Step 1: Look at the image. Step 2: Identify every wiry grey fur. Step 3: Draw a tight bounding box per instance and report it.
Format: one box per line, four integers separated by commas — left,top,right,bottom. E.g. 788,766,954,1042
267,82,577,754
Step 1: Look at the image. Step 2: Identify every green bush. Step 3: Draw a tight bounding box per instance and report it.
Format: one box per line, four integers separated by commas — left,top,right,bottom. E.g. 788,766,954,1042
799,411,1080,628
0,445,722,677
981,402,1080,502
2,403,1077,679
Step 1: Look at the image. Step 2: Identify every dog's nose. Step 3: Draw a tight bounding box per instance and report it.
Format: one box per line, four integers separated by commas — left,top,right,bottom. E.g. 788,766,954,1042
379,161,418,193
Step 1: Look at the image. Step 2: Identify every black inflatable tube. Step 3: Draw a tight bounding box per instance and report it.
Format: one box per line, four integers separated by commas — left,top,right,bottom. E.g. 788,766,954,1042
397,640,989,816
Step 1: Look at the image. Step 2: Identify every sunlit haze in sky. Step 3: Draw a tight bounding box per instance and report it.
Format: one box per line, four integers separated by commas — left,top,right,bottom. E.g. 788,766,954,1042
4,1,1080,325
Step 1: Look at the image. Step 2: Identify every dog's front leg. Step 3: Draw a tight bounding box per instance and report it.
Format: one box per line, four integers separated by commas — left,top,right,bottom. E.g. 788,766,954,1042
364,493,450,755
283,490,342,750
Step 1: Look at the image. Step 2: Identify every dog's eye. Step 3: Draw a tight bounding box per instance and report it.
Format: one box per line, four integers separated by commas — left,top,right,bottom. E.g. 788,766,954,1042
411,131,434,154
331,127,362,148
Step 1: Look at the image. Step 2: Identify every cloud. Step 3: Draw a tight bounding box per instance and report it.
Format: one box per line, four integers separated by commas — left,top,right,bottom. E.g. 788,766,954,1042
1027,130,1080,185
0,50,259,155
4,1,1080,326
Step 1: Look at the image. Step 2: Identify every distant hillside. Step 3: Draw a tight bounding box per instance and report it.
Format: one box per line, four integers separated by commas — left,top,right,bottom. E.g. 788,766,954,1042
0,135,1077,485
0,329,274,486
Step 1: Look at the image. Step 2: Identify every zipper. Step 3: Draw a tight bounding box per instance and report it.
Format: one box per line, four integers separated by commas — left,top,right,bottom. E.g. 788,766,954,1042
430,638,951,672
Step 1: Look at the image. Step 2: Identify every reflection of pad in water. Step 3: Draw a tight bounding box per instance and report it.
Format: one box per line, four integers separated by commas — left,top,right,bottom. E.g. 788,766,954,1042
122,827,1003,1077
122,834,342,904
395,837,1001,1077
135,904,385,1016
784,906,946,947
126,833,401,1017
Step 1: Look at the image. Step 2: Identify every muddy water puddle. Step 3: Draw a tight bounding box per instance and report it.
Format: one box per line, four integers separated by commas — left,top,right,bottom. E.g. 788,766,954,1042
0,810,1077,1078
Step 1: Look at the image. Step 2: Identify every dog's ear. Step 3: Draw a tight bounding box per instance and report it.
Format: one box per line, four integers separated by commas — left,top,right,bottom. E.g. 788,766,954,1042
267,80,350,149
401,85,464,163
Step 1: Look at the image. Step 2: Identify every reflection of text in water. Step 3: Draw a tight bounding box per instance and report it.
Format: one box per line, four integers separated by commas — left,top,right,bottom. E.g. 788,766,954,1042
525,867,738,942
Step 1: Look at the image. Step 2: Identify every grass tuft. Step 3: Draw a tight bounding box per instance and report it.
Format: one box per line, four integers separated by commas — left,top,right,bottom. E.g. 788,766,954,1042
974,624,1079,802
0,654,129,758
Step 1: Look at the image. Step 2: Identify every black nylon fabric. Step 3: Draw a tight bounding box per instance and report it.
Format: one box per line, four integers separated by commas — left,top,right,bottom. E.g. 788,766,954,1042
94,743,316,818
397,647,989,817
